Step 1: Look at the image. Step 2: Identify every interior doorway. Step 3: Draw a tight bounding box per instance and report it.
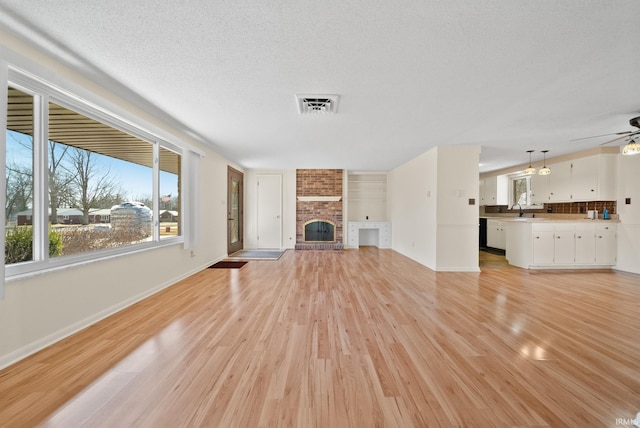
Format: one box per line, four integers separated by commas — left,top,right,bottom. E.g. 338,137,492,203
257,174,282,249
227,166,244,254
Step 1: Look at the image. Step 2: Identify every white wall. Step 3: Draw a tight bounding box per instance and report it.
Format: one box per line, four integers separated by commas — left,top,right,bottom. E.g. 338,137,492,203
244,169,296,249
389,146,480,271
616,153,640,274
389,148,438,268
0,30,230,368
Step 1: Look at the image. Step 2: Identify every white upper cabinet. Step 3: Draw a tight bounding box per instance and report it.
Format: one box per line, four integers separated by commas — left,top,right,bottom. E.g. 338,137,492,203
480,153,616,206
547,154,617,203
530,173,550,205
549,161,572,202
571,156,598,201
480,175,508,206
597,154,617,200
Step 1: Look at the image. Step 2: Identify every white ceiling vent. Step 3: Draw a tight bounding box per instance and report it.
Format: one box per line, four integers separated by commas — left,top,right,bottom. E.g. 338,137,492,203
296,94,339,114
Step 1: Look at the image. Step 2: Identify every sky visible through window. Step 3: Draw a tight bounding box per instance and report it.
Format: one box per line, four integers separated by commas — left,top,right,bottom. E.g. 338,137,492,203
6,130,178,205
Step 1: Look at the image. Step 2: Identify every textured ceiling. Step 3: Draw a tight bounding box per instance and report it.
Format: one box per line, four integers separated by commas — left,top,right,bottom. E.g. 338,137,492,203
1,1,639,173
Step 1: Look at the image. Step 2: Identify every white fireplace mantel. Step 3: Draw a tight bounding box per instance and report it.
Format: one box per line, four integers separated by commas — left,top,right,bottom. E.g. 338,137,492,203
297,196,342,202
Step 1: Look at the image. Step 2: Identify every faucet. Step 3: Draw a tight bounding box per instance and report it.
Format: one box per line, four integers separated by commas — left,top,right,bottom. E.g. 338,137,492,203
512,203,524,217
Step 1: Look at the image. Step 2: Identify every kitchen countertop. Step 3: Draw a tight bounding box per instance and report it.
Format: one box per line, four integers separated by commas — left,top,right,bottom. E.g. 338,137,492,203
480,216,619,223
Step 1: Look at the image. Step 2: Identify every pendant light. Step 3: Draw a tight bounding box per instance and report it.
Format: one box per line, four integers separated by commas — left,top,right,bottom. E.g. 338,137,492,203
523,150,536,175
538,150,551,175
622,138,640,156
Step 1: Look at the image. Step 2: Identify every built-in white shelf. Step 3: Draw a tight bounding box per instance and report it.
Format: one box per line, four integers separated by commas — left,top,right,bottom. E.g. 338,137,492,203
347,172,388,222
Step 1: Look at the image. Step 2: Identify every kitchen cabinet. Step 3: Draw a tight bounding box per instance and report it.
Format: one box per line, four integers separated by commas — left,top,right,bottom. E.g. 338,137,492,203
480,175,508,206
530,173,550,205
596,155,617,200
574,223,596,264
553,224,575,264
545,154,617,203
595,224,616,265
549,161,572,202
487,219,506,250
532,224,554,265
571,156,598,201
509,221,617,269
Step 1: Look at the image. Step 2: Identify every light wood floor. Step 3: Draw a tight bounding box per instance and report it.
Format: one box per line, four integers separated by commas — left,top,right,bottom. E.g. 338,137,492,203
1,248,639,427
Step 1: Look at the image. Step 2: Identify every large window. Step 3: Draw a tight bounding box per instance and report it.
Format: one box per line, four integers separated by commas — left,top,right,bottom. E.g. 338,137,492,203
5,87,35,264
159,147,181,241
4,72,188,277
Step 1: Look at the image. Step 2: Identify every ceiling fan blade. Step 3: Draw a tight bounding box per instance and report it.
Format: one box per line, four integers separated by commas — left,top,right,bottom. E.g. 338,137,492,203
571,131,632,141
599,130,640,146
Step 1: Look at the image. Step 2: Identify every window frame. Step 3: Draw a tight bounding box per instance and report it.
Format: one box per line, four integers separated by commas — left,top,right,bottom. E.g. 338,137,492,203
5,68,190,281
508,174,540,209
509,175,529,207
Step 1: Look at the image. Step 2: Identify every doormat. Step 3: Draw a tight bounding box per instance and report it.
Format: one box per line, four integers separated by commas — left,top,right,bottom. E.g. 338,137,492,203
208,261,248,269
227,250,285,260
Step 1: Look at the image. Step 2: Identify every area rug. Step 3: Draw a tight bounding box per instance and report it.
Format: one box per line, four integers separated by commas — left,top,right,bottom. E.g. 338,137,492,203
227,249,285,260
208,261,248,269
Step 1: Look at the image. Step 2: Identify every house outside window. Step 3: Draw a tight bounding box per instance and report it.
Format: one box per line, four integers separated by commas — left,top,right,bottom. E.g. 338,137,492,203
4,69,190,278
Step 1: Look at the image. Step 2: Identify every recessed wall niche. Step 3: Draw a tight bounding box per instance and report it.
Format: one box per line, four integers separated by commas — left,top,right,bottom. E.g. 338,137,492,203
347,172,388,222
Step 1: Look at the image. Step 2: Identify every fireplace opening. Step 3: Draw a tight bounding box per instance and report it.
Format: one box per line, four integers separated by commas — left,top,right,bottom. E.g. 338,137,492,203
304,219,336,242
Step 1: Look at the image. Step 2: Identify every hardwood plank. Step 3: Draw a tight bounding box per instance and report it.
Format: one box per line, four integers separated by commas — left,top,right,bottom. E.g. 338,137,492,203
1,248,639,427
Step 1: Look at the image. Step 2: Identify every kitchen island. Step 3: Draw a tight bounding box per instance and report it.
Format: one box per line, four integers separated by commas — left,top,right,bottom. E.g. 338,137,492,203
501,217,617,269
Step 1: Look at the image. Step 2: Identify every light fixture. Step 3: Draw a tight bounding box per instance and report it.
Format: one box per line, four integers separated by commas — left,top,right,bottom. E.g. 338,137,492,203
622,138,640,156
523,150,536,175
538,150,551,175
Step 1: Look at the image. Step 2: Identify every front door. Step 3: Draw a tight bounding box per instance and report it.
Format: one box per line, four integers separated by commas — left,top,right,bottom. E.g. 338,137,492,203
227,166,243,254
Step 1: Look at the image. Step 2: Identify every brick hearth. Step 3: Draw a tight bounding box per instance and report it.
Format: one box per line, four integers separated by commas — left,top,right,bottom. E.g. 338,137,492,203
295,169,344,250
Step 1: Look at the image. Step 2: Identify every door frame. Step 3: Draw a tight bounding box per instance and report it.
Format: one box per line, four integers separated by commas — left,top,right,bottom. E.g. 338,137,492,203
227,166,244,254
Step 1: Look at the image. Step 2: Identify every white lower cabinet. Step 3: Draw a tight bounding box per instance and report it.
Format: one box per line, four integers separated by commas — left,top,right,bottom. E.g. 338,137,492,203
487,219,506,250
347,222,392,248
595,224,616,265
553,224,575,265
348,223,359,247
379,223,392,247
527,222,616,268
574,224,596,264
532,224,554,265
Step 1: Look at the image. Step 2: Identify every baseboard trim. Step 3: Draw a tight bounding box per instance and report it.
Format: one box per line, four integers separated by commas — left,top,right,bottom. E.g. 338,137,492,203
0,257,222,371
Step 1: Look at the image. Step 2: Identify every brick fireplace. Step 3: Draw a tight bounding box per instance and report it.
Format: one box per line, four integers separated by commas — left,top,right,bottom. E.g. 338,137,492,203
295,169,344,250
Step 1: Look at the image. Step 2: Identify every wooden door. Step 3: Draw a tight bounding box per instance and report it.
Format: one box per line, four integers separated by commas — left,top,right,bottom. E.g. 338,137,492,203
227,166,244,254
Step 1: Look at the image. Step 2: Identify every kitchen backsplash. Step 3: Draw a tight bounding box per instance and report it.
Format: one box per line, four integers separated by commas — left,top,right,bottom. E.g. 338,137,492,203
483,201,616,215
